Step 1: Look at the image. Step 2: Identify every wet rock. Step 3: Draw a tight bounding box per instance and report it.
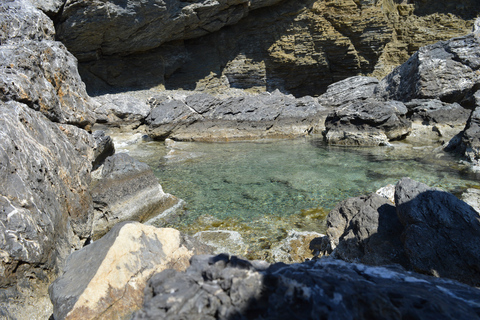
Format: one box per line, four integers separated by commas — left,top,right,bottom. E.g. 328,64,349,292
49,222,211,320
0,40,96,128
194,230,246,256
323,99,411,146
90,153,180,239
395,177,480,286
325,193,408,268
318,76,380,108
134,255,480,320
56,0,283,61
146,91,327,141
270,230,325,263
376,26,480,104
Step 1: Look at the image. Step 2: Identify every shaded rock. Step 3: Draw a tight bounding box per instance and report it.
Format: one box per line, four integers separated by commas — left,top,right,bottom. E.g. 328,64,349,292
193,230,246,256
30,0,65,16
94,93,151,128
270,230,325,263
395,177,480,286
462,104,480,165
376,28,480,104
318,76,380,108
0,40,96,127
49,222,211,320
134,254,480,320
323,99,411,146
146,91,327,141
56,0,283,61
0,0,55,44
325,193,408,268
90,153,180,239
91,130,115,170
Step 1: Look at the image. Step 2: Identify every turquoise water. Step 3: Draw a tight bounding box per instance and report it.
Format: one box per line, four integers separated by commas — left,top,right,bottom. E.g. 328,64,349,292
121,136,479,222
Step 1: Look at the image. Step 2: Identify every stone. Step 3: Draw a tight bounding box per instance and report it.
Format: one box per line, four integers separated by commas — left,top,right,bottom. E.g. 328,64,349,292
30,0,65,16
395,177,480,286
270,230,325,263
0,40,96,128
461,105,480,165
93,93,151,128
146,90,328,141
90,153,180,239
323,99,411,146
325,193,408,268
376,30,480,105
461,188,480,215
134,255,480,320
91,130,115,170
318,76,380,108
375,184,395,204
193,230,246,256
49,221,211,320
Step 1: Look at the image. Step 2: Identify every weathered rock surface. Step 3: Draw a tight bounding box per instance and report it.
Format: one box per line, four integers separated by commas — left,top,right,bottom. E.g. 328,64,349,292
146,90,328,141
325,193,408,268
270,230,325,263
0,101,96,319
90,153,180,239
91,130,115,170
94,93,151,129
71,0,478,96
395,177,480,286
376,30,480,105
134,254,480,320
194,230,247,256
461,188,480,215
318,76,380,108
49,221,212,320
323,99,411,146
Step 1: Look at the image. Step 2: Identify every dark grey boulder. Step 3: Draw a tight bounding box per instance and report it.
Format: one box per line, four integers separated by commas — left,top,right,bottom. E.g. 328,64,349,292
91,130,115,170
134,254,480,320
323,99,411,146
90,153,181,239
325,193,408,268
461,104,480,165
318,76,380,108
395,177,480,286
376,31,480,104
405,99,471,125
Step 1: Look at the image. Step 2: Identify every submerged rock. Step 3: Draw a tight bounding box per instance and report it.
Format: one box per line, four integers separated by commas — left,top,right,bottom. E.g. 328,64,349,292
134,254,480,320
49,222,212,320
194,230,247,256
90,153,180,239
323,99,411,146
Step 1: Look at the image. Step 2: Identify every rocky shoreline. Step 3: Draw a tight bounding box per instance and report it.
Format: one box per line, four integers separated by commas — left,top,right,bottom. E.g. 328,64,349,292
1,0,480,319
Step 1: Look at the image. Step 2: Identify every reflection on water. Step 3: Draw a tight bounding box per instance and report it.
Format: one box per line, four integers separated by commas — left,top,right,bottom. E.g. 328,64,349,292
118,135,480,258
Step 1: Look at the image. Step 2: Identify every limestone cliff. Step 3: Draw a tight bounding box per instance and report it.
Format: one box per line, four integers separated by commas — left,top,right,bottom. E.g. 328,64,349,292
55,0,479,96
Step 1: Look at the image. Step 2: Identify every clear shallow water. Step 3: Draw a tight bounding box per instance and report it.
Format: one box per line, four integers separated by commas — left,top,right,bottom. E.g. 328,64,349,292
117,136,480,258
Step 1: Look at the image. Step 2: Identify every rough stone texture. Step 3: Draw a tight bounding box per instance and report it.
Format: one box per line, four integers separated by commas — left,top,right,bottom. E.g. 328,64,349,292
134,254,480,320
323,99,411,146
30,0,65,16
146,90,328,141
193,230,246,256
70,0,477,96
0,101,95,319
270,230,325,263
90,153,180,239
318,76,380,108
56,0,283,61
461,188,480,215
325,193,408,268
49,222,211,320
376,30,480,105
461,105,480,165
91,130,115,170
395,177,480,286
93,93,151,128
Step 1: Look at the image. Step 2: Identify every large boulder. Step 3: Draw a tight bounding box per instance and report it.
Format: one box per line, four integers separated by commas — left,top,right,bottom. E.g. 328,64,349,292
90,153,181,239
325,193,408,268
323,99,411,146
376,25,480,105
318,76,380,108
133,254,480,320
49,221,212,320
93,93,151,129
395,177,480,286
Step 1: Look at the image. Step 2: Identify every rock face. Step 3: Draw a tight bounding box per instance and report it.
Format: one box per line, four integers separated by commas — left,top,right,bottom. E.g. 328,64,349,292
323,99,411,146
94,93,151,129
134,254,480,320
145,90,328,141
49,222,212,320
57,0,478,96
90,153,180,239
325,178,480,287
395,177,480,286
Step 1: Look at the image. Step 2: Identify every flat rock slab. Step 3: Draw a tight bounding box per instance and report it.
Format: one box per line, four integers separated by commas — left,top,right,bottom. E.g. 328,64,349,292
49,222,209,320
134,254,480,320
